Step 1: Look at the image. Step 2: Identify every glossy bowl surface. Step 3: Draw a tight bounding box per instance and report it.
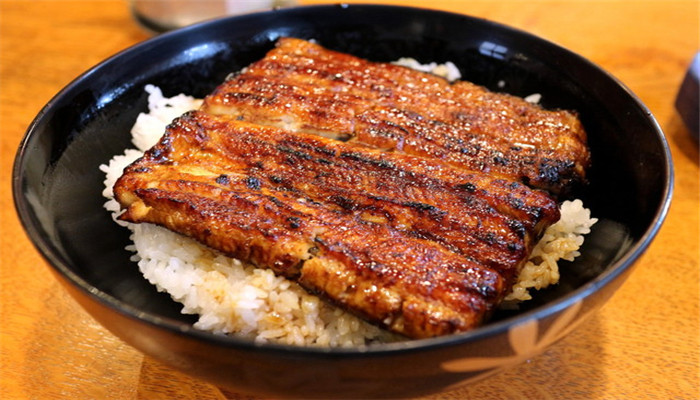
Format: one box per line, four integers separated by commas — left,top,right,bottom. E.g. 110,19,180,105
13,4,672,398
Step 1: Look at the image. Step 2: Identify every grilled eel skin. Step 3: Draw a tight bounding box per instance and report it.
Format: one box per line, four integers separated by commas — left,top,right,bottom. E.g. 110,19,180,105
202,37,591,196
114,111,560,339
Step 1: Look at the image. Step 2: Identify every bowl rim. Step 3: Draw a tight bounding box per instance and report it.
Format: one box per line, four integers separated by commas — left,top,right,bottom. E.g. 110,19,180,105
12,3,674,356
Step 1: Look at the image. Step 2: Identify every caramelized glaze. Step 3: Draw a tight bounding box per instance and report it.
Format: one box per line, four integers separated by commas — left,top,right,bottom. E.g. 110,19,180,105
114,111,560,338
203,38,590,195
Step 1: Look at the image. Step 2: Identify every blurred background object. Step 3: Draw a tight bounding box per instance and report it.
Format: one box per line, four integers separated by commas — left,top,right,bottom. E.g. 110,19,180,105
675,52,699,142
130,0,297,33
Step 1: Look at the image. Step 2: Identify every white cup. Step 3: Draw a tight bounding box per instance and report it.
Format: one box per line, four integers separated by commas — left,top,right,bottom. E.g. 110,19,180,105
130,0,297,33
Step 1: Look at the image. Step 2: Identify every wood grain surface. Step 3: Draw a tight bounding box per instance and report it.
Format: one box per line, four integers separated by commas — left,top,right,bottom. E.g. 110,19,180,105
1,1,698,399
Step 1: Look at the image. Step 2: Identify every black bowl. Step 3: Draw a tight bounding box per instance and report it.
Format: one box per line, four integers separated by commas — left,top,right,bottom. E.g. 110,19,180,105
13,4,672,398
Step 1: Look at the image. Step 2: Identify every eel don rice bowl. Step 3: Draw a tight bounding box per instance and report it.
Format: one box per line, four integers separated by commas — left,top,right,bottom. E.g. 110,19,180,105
101,57,596,347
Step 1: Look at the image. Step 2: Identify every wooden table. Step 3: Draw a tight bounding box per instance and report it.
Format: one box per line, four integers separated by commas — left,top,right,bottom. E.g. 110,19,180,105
1,1,698,398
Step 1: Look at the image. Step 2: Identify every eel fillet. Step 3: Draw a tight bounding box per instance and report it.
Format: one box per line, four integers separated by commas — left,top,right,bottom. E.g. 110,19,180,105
202,37,591,195
114,111,560,338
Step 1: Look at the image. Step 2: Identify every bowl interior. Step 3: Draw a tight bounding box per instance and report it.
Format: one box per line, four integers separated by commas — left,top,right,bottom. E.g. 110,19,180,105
14,4,671,346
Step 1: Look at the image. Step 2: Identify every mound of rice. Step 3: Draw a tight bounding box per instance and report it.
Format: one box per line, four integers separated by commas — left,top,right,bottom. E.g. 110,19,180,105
101,81,596,347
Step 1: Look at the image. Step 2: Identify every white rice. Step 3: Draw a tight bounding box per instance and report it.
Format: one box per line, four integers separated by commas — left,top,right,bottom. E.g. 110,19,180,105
392,57,462,82
100,80,595,346
504,199,596,302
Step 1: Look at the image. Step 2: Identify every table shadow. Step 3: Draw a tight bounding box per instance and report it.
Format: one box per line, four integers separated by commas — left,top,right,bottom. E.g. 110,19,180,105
667,113,699,166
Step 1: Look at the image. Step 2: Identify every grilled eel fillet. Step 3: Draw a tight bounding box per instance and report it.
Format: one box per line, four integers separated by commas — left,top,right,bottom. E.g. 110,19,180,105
114,111,560,339
202,37,591,195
